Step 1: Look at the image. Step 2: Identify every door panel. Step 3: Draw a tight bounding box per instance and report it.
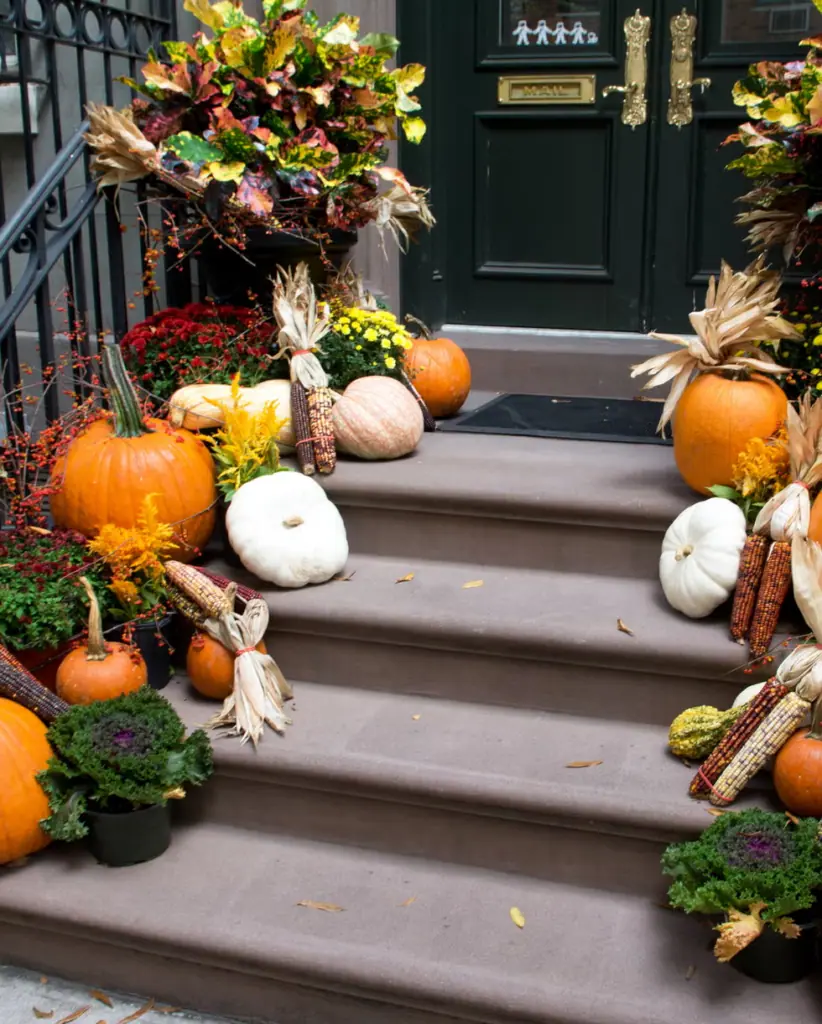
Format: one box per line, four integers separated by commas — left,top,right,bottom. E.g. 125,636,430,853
650,0,818,332
434,0,651,331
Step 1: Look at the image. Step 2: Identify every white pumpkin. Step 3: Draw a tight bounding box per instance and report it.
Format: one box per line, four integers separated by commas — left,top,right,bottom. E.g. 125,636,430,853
332,376,423,460
659,498,747,618
226,472,348,589
733,682,766,708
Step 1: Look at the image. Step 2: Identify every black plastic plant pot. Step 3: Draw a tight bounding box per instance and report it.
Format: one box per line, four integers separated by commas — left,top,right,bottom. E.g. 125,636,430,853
214,499,243,570
730,917,820,984
111,614,174,691
86,803,171,868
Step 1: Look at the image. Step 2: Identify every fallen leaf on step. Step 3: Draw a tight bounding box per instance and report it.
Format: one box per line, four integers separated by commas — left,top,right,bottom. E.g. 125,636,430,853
680,758,694,769
411,714,421,721
395,573,415,584
510,907,525,929
462,580,484,589
296,900,345,913
53,1009,90,1024
617,619,635,637
114,1000,155,1023
685,964,696,981
786,811,801,826
333,571,356,582
399,896,417,907
89,992,112,1008
565,760,603,769
32,1011,53,1020
705,807,726,817
40,978,49,985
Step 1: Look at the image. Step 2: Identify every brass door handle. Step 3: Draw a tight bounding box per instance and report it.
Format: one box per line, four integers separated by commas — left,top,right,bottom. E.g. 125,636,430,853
667,8,711,127
601,9,650,129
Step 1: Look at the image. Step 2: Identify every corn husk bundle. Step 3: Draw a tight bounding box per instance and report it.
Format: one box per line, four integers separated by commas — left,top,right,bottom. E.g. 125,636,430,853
166,561,292,745
364,182,436,255
730,396,822,656
273,264,336,475
631,256,797,433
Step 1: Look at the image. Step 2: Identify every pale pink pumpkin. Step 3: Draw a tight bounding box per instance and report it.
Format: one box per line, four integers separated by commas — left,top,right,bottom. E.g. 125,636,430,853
332,377,424,460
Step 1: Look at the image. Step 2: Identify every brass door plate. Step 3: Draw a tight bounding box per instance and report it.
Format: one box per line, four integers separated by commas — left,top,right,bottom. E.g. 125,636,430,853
497,74,596,105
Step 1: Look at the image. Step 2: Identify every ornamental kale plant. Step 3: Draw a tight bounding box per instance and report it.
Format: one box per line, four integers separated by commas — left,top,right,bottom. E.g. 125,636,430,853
662,809,822,924
38,688,214,842
0,528,113,653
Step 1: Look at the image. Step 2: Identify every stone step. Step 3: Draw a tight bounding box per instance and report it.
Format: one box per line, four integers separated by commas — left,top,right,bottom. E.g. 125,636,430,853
172,678,768,899
214,554,768,724
2,824,815,1024
316,430,690,578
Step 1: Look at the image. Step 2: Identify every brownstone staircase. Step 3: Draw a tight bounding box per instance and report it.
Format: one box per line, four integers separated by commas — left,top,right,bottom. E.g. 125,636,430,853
2,338,820,1023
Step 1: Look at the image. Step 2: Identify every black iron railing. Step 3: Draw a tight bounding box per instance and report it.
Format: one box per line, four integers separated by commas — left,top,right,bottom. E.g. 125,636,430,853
0,0,188,427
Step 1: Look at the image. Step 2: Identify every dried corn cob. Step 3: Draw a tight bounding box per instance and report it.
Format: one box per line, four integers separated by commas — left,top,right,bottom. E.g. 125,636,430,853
730,534,769,641
748,540,792,657
400,368,436,432
290,380,316,476
166,584,207,626
689,679,789,797
710,691,810,805
0,645,69,723
165,560,234,619
196,567,263,605
307,385,336,474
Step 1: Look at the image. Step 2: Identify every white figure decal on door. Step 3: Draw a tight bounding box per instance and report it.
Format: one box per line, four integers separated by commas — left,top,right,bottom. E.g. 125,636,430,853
587,31,599,44
570,21,589,45
533,19,554,45
513,19,532,45
552,20,569,45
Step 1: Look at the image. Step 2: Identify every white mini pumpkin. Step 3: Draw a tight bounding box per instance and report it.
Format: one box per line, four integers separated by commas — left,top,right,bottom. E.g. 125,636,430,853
659,497,747,618
332,376,423,460
226,472,348,589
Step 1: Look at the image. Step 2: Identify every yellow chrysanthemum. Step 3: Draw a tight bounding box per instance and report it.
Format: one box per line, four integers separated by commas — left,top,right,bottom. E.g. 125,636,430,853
731,428,790,503
384,356,396,370
364,328,378,342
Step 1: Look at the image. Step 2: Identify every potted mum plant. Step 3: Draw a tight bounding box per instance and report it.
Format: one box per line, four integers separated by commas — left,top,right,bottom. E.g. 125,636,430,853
85,0,433,304
662,809,822,983
38,687,213,867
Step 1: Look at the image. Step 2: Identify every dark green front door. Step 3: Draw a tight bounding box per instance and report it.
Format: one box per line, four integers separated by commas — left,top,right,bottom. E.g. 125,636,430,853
399,1,822,333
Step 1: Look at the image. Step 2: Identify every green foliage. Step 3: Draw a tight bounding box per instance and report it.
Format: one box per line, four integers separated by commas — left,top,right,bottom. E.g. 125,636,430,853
38,688,214,841
662,809,822,926
0,529,113,652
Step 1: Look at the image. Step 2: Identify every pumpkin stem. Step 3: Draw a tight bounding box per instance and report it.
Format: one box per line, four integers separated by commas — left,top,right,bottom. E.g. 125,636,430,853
101,342,149,439
79,576,108,662
404,314,433,340
808,698,822,741
675,545,694,561
283,516,304,529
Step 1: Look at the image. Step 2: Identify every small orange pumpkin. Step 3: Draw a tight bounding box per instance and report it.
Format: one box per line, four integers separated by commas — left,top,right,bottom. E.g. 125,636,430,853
773,705,822,817
808,495,822,544
56,578,147,706
50,343,216,562
674,373,787,495
187,632,267,701
0,698,53,864
403,316,471,419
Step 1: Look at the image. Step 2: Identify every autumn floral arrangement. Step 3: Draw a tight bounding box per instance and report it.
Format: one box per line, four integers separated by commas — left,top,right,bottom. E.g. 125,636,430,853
84,0,433,253
662,809,822,966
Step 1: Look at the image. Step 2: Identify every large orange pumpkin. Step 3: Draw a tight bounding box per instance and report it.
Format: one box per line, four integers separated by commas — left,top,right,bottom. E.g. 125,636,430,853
773,717,822,817
403,318,471,419
673,372,787,495
0,698,53,864
55,578,147,706
187,632,267,701
50,344,216,562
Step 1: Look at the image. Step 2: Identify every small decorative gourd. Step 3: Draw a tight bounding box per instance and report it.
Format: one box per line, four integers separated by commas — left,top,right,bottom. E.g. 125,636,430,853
0,698,53,864
668,704,747,759
187,632,267,701
332,376,424,460
226,472,349,589
56,578,147,705
659,498,747,618
168,380,294,446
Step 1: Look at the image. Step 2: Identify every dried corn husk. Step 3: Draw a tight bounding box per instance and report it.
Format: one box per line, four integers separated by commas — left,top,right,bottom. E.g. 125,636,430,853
85,103,158,192
329,264,380,311
791,535,822,639
631,257,798,432
364,182,436,255
272,263,331,390
201,598,293,745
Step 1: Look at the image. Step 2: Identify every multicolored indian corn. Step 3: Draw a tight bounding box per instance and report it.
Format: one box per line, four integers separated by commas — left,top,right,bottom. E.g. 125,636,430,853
689,679,789,798
748,540,792,657
307,385,336,474
165,560,233,619
730,534,769,641
0,645,69,723
709,691,810,805
196,567,262,605
290,380,316,476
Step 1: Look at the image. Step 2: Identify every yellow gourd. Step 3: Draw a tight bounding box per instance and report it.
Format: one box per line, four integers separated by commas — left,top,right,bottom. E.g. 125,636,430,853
668,704,747,759
168,380,295,447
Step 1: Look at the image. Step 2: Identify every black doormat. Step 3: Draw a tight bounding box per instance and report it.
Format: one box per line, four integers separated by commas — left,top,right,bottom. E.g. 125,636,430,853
440,394,671,445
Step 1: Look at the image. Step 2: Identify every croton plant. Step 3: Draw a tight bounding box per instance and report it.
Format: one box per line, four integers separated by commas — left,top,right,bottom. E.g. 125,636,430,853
85,0,432,245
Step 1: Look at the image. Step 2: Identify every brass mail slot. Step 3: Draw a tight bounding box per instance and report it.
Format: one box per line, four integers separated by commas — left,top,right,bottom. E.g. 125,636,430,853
497,74,596,105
